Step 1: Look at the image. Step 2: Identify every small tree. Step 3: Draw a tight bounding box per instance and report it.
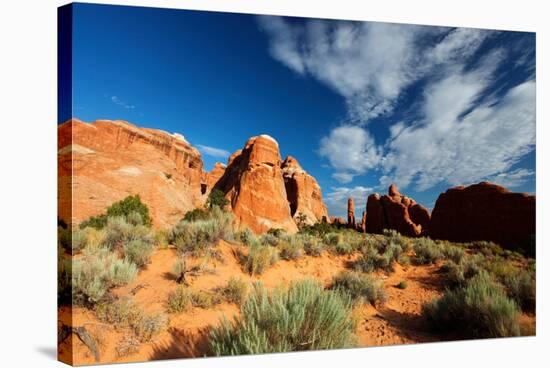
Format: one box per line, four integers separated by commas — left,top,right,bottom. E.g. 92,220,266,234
295,212,308,229
206,189,229,210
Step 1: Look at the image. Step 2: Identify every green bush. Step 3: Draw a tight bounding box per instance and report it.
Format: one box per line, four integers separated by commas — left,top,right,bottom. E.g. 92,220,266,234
209,280,356,355
334,242,354,255
441,243,465,264
167,286,221,313
501,269,536,312
267,228,286,238
422,272,520,338
123,239,154,268
299,221,339,237
80,195,152,229
413,238,443,264
72,250,138,305
243,243,279,276
170,207,234,256
303,237,324,257
183,208,211,222
331,271,386,306
397,281,408,289
218,278,249,305
443,257,483,288
101,216,154,250
237,228,255,245
324,232,341,246
259,233,279,247
206,189,230,209
354,247,393,273
278,238,304,260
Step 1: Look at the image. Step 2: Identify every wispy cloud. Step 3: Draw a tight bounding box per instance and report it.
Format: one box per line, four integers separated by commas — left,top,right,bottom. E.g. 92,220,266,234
197,144,230,159
110,95,135,109
324,186,374,217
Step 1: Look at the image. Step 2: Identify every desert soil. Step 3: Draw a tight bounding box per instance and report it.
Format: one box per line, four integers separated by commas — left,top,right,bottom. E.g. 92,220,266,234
58,240,535,365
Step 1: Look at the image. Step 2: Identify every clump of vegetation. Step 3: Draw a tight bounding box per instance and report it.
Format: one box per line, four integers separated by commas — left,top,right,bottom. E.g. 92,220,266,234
500,269,536,312
299,221,340,237
354,246,393,273
278,237,304,260
242,243,279,276
209,280,356,355
397,281,408,289
170,206,234,256
413,237,443,264
236,228,255,246
206,189,230,209
422,272,520,338
102,215,154,250
182,208,210,222
80,195,152,229
218,277,249,305
96,297,168,342
303,236,324,257
72,250,138,305
331,271,386,306
123,239,154,268
166,286,221,313
259,233,279,247
442,255,484,288
267,228,287,238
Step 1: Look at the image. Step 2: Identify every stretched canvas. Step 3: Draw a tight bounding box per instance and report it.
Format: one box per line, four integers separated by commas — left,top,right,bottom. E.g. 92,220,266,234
57,2,536,365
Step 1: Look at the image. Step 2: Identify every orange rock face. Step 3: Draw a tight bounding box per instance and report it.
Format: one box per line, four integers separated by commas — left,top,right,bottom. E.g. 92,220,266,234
365,184,430,237
347,197,356,228
58,118,206,228
281,156,328,226
430,182,535,252
214,135,298,234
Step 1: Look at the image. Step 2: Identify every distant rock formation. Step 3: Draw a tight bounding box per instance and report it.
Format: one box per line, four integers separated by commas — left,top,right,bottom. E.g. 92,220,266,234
58,118,205,228
281,156,328,226
365,184,430,237
347,198,356,229
430,182,535,252
360,211,367,233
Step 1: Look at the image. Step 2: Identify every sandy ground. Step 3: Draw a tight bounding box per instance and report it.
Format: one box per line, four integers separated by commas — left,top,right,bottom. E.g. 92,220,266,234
58,241,535,365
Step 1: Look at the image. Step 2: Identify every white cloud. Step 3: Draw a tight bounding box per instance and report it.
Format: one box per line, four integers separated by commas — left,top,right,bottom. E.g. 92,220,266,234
488,168,535,188
197,144,230,159
110,95,135,109
325,185,374,217
259,17,492,124
319,126,381,183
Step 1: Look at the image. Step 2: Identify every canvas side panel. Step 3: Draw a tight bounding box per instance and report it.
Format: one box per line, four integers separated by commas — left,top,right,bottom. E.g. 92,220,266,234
57,3,74,366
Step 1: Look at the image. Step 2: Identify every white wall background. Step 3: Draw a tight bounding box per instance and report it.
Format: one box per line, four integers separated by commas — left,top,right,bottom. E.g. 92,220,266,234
0,0,546,367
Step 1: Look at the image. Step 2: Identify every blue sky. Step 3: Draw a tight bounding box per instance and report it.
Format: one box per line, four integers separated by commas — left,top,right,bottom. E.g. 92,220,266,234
68,3,536,217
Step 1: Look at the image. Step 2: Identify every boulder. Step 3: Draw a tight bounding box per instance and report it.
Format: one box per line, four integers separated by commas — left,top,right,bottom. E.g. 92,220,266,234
430,182,535,252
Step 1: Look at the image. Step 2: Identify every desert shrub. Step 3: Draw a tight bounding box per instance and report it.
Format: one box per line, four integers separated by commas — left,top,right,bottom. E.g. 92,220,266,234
209,280,356,355
334,242,354,255
354,247,393,273
218,278,249,305
123,239,154,268
166,286,194,313
413,238,443,264
58,249,72,304
170,207,233,256
167,286,221,313
58,226,72,252
237,228,255,245
483,258,519,281
278,238,304,260
81,195,152,229
243,243,279,276
183,208,210,222
324,232,342,246
443,257,483,288
206,189,230,209
101,216,154,251
267,228,286,238
154,229,169,249
72,250,138,305
259,233,279,247
467,240,503,258
71,229,87,253
134,313,168,342
331,271,386,306
299,221,339,237
501,269,536,312
441,244,465,264
303,237,324,257
397,281,408,289
422,272,520,338
382,229,411,252
96,298,143,327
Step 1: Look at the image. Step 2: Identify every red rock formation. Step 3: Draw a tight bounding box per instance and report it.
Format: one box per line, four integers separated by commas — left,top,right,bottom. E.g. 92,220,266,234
430,182,535,252
58,118,205,228
203,162,226,194
281,156,328,225
360,211,367,233
365,184,430,237
214,135,298,234
330,217,347,227
347,198,356,228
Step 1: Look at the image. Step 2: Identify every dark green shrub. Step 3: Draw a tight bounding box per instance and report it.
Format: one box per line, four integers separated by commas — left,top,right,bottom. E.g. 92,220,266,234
413,238,443,264
422,272,520,338
267,228,286,238
218,278,249,305
81,195,152,229
209,280,356,355
183,208,210,222
397,281,408,289
331,271,386,306
206,189,229,209
299,221,339,237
